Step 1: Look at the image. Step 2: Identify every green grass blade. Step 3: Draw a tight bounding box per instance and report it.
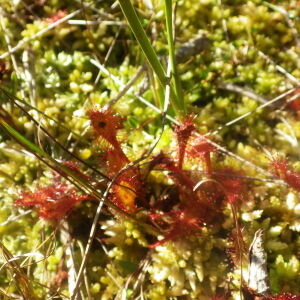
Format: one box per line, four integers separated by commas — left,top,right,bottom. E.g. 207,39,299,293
164,0,184,109
117,0,185,115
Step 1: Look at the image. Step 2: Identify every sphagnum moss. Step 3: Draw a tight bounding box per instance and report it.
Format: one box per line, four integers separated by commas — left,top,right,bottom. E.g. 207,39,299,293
0,1,300,299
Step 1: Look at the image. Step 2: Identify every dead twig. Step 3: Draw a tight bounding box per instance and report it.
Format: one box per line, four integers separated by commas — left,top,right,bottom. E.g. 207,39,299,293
218,82,269,104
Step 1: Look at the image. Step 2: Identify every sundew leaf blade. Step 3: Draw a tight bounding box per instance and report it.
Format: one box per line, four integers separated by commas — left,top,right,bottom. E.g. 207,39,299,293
0,119,159,230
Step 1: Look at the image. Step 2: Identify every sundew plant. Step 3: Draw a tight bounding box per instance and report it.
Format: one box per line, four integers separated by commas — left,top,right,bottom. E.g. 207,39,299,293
0,0,300,299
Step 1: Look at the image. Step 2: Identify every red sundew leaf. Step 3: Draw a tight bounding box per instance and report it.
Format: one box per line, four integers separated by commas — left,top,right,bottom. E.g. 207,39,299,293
226,227,247,268
268,294,300,300
53,270,68,288
149,207,204,248
214,167,246,205
15,183,90,220
287,87,300,112
104,148,143,212
288,100,300,112
148,154,228,248
149,187,225,248
111,171,142,212
244,292,300,300
270,156,300,192
88,108,142,211
0,59,7,77
89,107,131,176
270,156,289,177
149,201,217,248
212,168,247,271
186,136,215,176
150,153,196,193
45,10,67,23
148,155,246,248
105,147,130,176
88,108,124,152
47,10,67,23
174,116,195,169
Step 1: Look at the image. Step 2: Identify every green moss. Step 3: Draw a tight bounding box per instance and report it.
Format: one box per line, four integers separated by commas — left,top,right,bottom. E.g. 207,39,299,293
0,0,299,298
